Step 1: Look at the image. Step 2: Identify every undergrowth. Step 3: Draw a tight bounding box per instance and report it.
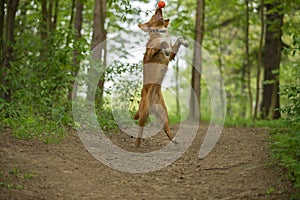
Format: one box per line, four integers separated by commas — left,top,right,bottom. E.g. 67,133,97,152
1,103,70,144
270,82,300,199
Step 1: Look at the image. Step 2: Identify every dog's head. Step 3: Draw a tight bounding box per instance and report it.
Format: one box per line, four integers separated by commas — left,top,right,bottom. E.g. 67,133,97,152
138,8,169,32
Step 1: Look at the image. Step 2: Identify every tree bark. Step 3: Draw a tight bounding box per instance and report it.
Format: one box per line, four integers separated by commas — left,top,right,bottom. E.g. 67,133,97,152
0,0,5,58
18,0,30,34
39,0,48,61
40,0,58,60
0,0,5,100
68,0,83,101
175,1,180,116
73,0,83,64
52,0,59,31
91,0,106,50
217,28,225,119
69,0,75,30
189,0,205,120
254,0,264,119
1,0,19,102
245,0,253,118
40,0,47,41
47,0,53,32
261,0,283,119
87,0,107,103
175,58,180,116
240,63,246,118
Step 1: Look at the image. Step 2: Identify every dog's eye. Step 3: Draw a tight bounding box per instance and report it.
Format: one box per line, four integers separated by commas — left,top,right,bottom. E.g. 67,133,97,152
161,42,169,49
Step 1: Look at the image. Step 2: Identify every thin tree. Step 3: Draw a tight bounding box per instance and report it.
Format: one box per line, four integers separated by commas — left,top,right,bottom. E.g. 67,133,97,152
40,0,59,59
87,0,107,102
69,0,76,30
52,0,59,31
0,0,5,73
245,0,253,118
217,28,225,119
68,0,83,101
175,0,180,116
254,0,264,119
40,0,47,41
189,0,205,120
1,0,19,102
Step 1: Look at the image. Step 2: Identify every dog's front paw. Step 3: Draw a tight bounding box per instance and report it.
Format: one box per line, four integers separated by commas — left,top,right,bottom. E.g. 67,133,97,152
172,138,178,145
135,138,141,147
178,38,189,48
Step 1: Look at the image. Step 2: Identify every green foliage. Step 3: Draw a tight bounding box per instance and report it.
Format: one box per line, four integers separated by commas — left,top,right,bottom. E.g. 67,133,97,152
97,100,119,133
0,0,88,143
95,62,142,133
2,104,67,144
0,167,37,190
271,55,300,197
265,187,276,195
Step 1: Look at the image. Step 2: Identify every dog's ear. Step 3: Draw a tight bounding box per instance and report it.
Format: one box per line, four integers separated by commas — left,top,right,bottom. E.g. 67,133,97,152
164,19,170,28
138,22,150,32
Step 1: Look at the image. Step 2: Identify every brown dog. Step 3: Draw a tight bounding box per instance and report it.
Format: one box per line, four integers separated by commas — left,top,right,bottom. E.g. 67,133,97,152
134,7,188,147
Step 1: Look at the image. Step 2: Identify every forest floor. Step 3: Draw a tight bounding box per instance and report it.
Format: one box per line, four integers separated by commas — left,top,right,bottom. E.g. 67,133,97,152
0,123,294,199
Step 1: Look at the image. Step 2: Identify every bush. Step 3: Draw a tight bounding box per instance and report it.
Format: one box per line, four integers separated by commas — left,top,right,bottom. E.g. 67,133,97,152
1,104,68,144
271,65,300,198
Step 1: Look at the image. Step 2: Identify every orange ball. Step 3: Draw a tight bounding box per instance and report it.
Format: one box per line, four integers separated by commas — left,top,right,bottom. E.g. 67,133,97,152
158,1,166,8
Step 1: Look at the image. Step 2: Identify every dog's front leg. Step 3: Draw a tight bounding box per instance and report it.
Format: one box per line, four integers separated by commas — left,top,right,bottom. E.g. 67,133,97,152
169,38,189,61
145,39,162,61
144,47,161,61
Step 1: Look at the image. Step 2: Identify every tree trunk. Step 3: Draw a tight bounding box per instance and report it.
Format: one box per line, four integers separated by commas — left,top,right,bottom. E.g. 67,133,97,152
39,0,58,60
240,63,246,118
261,0,283,119
68,0,83,101
91,0,106,50
0,0,5,100
0,0,5,59
40,0,47,41
40,0,48,61
18,0,30,34
1,0,19,102
73,0,83,66
52,0,59,31
217,28,225,119
175,58,180,116
245,0,253,118
254,0,264,119
87,0,107,103
69,0,75,30
189,0,205,120
47,0,53,32
175,0,180,116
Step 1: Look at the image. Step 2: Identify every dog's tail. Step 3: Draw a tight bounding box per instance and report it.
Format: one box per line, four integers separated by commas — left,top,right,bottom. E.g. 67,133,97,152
134,111,139,120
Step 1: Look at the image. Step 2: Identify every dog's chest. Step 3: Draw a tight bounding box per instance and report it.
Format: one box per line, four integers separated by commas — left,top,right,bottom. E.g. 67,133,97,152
143,63,167,85
145,35,172,64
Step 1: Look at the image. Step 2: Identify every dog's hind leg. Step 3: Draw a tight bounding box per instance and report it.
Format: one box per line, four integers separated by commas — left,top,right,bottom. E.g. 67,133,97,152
135,97,149,147
135,112,148,147
157,95,176,143
163,119,178,144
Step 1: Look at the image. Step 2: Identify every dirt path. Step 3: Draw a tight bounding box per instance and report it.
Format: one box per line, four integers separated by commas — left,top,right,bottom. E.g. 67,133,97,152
0,124,293,199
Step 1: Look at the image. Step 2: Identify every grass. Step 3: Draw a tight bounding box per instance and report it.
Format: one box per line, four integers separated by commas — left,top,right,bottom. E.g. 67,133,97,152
270,123,300,199
0,167,38,190
201,114,286,128
2,110,68,144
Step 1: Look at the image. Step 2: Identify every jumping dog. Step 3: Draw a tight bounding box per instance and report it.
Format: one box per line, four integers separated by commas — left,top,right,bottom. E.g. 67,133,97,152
134,7,188,147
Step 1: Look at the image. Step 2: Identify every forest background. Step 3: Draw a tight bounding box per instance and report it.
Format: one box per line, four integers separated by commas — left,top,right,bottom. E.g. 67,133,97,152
0,0,299,195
